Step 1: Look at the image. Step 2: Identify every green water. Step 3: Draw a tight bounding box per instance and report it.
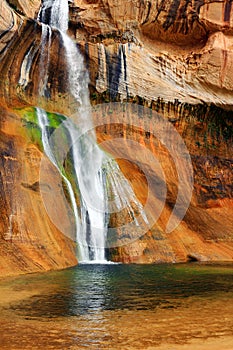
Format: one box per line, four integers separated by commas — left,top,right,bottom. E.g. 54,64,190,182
0,263,233,349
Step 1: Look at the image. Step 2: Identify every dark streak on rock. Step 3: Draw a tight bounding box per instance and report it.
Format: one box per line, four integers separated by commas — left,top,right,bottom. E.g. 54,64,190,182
153,0,166,23
97,43,101,69
224,0,232,23
85,210,94,260
84,42,89,69
21,182,40,192
194,0,204,13
0,10,14,41
121,45,129,97
163,0,180,31
105,49,122,99
142,1,152,25
38,1,52,25
175,0,191,34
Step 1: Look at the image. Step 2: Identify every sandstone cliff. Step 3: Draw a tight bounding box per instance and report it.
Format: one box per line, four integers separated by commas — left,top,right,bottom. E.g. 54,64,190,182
70,0,233,105
0,0,233,273
0,105,77,276
0,0,78,276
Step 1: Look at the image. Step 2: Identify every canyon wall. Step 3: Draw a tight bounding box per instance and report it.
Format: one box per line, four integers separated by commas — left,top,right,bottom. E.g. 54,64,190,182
0,105,77,276
71,0,233,105
0,0,233,273
0,1,78,276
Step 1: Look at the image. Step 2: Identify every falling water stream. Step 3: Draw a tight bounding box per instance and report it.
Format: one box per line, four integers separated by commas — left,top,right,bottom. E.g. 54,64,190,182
31,0,148,262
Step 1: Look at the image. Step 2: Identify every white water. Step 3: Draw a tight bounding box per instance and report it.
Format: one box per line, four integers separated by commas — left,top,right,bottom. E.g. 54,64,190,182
18,47,33,88
104,159,148,225
59,31,85,106
18,45,38,88
38,0,69,32
37,0,108,262
79,260,121,265
64,118,107,261
35,0,148,262
36,107,81,241
39,24,52,96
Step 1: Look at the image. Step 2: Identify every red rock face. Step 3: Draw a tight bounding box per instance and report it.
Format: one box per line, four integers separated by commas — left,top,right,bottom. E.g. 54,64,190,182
94,104,233,263
0,0,233,274
0,106,77,277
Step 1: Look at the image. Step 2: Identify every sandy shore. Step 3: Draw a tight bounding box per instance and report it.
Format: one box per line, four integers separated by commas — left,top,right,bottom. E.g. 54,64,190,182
154,336,233,350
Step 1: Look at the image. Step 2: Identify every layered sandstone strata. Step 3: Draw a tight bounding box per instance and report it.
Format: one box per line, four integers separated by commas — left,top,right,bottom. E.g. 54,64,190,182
0,0,233,273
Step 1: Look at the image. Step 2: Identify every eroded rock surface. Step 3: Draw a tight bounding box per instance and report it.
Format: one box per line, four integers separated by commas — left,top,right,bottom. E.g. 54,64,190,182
0,106,77,276
0,0,233,272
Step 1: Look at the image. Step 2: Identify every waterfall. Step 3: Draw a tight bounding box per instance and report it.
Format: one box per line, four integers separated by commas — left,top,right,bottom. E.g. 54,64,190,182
38,0,69,32
37,0,109,262
36,107,81,242
59,31,85,106
35,0,148,263
104,159,148,226
18,47,33,88
18,45,38,88
39,24,52,96
64,118,107,261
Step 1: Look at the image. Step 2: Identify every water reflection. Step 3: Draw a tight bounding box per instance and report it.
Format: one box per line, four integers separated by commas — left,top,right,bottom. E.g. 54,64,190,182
1,264,233,349
4,263,233,319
